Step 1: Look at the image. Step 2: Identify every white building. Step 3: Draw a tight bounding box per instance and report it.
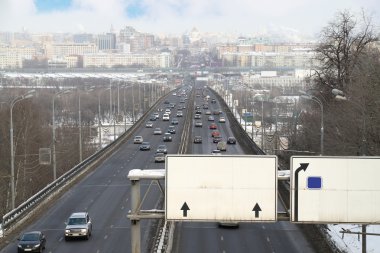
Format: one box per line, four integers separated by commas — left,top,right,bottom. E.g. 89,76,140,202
83,52,172,68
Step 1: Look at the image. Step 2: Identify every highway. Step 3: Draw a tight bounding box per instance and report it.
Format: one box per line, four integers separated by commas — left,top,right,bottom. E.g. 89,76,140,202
0,81,317,253
172,84,317,253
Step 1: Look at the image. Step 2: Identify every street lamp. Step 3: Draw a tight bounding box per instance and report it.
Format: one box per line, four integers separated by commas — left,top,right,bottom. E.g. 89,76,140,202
52,89,72,180
300,91,324,155
332,88,367,156
10,89,35,209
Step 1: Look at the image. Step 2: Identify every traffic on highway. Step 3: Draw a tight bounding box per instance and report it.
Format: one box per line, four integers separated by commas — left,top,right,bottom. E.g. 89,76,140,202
0,80,316,253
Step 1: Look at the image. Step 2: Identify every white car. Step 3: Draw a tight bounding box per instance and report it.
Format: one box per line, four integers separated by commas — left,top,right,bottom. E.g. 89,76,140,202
133,136,143,144
219,117,226,123
162,113,170,121
153,128,162,135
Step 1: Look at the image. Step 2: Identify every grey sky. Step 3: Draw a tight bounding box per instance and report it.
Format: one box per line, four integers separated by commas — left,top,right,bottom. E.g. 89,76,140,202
0,0,379,38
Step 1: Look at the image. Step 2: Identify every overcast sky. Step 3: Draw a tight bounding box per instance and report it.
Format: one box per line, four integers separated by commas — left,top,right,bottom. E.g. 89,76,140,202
0,0,379,38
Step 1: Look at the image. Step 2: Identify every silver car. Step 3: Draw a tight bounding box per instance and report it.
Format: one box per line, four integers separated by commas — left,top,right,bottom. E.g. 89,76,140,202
65,212,92,240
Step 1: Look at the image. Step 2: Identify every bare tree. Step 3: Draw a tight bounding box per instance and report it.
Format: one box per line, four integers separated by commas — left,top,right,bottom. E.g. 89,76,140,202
315,10,378,92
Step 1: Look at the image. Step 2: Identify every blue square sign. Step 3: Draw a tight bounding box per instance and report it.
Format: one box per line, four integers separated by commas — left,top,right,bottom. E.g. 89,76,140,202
307,177,322,189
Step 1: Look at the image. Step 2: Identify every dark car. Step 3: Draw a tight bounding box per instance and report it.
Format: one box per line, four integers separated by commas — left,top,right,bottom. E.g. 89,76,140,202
193,136,202,143
156,144,168,154
17,231,46,253
163,133,172,142
167,126,176,134
213,136,222,143
139,142,151,151
171,118,179,125
227,137,237,144
211,99,216,103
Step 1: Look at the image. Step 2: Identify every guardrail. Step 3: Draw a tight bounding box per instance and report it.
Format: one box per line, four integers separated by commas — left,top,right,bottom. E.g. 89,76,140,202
0,88,177,237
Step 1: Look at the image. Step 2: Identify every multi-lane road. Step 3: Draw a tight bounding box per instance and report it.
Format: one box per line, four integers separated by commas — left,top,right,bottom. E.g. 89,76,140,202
1,82,317,253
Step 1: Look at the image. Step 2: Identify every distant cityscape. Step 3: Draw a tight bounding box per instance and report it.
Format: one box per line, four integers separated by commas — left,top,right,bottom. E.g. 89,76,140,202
0,26,323,70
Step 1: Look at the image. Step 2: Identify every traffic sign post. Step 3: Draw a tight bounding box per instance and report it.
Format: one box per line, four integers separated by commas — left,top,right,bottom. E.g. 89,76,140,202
166,155,277,222
291,156,380,223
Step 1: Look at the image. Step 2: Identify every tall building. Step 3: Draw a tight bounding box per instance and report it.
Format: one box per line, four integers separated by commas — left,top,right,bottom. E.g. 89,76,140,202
96,33,116,52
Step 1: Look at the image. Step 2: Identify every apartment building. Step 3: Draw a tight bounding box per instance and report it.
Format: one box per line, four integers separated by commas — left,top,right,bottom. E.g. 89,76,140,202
83,52,171,68
44,43,98,58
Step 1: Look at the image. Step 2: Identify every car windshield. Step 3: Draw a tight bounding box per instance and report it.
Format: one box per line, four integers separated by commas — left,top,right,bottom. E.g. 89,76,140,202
21,233,39,241
68,217,86,225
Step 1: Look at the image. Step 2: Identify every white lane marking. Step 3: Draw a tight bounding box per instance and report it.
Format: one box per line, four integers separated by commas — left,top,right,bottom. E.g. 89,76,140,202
58,237,63,242
121,206,125,210
266,237,270,242
125,198,129,203
96,250,100,253
222,251,226,253
221,236,224,241
262,225,266,230
104,234,108,240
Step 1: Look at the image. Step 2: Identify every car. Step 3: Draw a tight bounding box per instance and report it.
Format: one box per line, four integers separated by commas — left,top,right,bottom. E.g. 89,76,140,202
167,126,176,134
162,113,170,121
153,128,162,135
218,222,239,228
193,136,202,143
164,100,170,104
176,111,183,117
219,117,226,123
211,149,221,155
195,121,203,127
169,103,175,108
195,110,202,114
64,212,92,240
139,142,151,150
17,231,46,252
213,136,222,143
194,114,201,119
211,99,216,103
217,141,227,151
209,123,217,129
203,104,209,109
163,133,172,142
227,137,237,144
171,118,179,125
211,131,220,137
145,121,153,128
156,144,168,154
133,136,143,144
165,108,171,115
153,112,160,119
208,116,215,121
205,110,211,115
154,152,166,163
150,115,157,121
213,110,221,115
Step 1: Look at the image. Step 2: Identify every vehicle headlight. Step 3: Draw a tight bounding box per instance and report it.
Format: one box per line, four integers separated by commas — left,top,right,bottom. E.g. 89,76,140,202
18,244,22,248
81,229,87,233
65,229,70,233
33,244,40,248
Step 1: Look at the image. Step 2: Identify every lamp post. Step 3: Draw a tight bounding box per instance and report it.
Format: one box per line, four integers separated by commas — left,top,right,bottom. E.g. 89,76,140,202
52,89,72,180
300,93,324,155
333,89,367,156
98,88,111,150
10,89,35,209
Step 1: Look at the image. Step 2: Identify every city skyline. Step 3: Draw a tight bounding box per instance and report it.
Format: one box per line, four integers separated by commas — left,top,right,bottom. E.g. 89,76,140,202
1,0,379,38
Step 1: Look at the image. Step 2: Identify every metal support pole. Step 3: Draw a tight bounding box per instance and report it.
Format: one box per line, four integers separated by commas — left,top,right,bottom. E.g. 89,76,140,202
261,100,264,151
362,225,367,253
10,107,15,210
98,94,102,150
52,97,57,180
131,180,141,253
78,93,82,162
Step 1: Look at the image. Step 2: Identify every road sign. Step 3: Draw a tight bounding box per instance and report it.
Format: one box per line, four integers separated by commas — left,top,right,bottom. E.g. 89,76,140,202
291,156,380,223
166,155,277,222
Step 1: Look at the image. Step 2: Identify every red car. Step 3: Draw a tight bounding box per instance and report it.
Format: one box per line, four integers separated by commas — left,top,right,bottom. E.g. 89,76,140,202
209,123,217,129
211,131,220,137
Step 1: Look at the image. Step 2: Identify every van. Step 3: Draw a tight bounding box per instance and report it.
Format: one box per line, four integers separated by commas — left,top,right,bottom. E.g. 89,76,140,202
162,113,170,121
217,141,227,151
